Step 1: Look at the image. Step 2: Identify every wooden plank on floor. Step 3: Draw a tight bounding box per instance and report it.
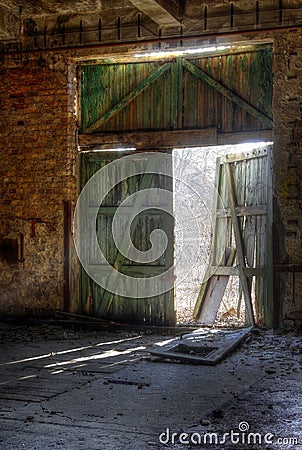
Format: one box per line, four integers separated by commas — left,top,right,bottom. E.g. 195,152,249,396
195,248,236,325
0,374,92,403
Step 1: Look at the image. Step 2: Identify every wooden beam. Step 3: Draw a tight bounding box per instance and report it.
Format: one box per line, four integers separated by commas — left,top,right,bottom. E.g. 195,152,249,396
182,59,273,128
225,161,255,326
172,57,184,129
129,0,181,27
220,146,268,163
217,129,273,145
79,128,217,149
216,205,267,218
84,63,171,133
265,145,274,328
210,266,266,277
63,200,71,312
195,247,236,325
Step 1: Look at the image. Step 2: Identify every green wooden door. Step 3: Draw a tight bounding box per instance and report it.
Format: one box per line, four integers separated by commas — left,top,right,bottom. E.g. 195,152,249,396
81,47,273,135
80,150,176,325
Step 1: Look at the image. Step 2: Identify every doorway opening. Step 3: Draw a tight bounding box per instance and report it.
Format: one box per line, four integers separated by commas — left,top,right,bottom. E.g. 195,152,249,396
173,141,273,327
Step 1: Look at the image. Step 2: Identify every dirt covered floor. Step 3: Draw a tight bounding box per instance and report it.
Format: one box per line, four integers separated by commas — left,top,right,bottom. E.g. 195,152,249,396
0,322,301,450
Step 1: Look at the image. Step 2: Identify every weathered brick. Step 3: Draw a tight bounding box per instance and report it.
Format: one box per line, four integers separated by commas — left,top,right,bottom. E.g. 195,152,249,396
0,57,76,316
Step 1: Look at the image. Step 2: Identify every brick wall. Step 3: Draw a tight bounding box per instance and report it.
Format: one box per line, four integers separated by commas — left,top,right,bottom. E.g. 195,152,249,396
0,54,77,317
0,30,302,326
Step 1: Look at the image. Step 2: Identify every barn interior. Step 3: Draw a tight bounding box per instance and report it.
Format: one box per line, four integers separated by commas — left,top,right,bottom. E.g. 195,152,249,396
0,1,302,449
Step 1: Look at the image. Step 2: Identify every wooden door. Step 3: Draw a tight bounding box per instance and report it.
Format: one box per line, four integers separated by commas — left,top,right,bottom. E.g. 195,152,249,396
194,144,273,326
80,47,273,136
79,150,175,325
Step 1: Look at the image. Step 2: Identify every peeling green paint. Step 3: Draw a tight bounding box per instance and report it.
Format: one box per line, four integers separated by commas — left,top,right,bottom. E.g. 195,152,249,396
80,46,273,133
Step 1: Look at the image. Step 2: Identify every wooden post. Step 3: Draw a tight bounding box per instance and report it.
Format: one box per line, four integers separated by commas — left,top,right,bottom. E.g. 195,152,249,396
225,161,255,326
64,200,71,312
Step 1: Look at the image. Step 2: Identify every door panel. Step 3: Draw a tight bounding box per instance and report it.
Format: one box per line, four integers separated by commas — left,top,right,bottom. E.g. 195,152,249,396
80,151,175,325
194,144,273,326
81,47,273,134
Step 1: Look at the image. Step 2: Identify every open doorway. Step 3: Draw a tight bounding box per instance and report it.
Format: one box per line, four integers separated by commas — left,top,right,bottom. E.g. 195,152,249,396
173,141,273,328
78,43,273,326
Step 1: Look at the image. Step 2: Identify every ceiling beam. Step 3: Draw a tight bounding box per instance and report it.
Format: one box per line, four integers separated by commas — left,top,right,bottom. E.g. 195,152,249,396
130,0,181,27
78,128,218,149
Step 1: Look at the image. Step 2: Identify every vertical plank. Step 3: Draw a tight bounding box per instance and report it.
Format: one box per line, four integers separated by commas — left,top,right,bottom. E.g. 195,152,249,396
257,155,265,320
242,157,257,314
225,160,255,326
63,200,71,312
265,145,274,327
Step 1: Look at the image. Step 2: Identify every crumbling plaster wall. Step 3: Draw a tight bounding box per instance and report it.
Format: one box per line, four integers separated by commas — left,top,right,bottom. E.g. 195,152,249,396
0,53,77,317
273,30,302,327
0,27,302,326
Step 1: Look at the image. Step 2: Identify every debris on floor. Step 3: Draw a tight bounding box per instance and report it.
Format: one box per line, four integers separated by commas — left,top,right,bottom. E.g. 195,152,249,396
103,378,151,388
0,322,301,450
150,327,253,364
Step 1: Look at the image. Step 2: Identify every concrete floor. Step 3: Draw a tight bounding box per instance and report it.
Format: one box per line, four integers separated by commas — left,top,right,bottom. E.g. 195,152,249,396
0,323,301,450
